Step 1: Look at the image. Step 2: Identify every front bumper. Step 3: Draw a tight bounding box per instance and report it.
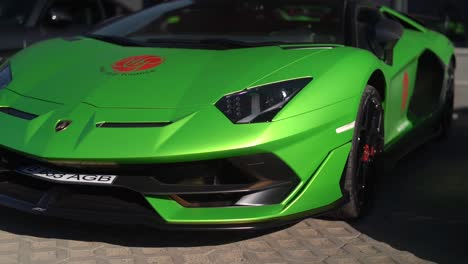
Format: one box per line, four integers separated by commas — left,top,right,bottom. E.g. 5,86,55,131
0,171,344,230
0,142,352,229
0,147,299,208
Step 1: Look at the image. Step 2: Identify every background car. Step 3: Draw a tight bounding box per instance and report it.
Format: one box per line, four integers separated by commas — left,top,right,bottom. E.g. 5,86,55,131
0,0,137,59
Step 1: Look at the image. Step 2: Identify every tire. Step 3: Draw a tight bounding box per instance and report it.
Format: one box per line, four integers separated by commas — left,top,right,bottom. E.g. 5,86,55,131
335,85,384,220
439,60,455,139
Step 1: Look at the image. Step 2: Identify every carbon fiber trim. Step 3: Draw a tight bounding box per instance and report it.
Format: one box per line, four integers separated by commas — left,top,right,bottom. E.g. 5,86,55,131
0,147,300,206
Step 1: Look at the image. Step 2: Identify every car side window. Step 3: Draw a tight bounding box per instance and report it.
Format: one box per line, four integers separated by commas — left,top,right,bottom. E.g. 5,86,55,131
41,0,104,28
356,7,385,59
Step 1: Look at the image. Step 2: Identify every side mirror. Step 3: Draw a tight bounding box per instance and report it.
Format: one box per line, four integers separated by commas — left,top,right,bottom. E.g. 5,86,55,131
375,18,404,65
375,18,404,46
47,8,73,27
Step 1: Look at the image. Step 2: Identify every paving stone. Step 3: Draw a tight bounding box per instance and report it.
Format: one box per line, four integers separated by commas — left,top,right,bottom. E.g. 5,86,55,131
67,260,97,264
0,242,19,252
30,250,59,262
0,254,18,264
325,256,362,264
69,249,95,258
144,255,174,264
0,215,432,264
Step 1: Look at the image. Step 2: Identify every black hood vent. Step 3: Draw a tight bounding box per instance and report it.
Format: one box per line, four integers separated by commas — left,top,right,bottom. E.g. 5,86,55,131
0,107,38,120
96,122,172,128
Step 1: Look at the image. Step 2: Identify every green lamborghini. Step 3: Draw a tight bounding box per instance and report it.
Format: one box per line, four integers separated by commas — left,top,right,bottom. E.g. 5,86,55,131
0,0,455,229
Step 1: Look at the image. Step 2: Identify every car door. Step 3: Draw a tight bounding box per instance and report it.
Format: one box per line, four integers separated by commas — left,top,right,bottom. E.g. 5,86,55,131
353,5,429,146
377,8,432,146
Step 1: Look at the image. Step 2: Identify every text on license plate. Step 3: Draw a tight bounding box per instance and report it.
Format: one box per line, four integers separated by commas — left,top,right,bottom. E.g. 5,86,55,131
18,166,117,185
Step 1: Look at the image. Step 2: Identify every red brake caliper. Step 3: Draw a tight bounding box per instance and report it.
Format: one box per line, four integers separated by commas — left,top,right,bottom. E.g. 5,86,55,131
362,144,376,162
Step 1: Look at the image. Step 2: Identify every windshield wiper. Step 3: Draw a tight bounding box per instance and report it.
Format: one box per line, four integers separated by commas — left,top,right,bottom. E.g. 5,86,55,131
84,34,148,47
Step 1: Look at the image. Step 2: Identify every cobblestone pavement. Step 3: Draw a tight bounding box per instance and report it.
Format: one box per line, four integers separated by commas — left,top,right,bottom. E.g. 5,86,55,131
0,215,432,264
0,95,467,264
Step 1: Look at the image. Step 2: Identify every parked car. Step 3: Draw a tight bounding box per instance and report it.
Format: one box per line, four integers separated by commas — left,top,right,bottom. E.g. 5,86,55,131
0,0,455,229
0,0,134,59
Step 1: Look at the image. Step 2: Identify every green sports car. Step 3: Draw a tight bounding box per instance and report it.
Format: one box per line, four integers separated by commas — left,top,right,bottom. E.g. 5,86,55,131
0,0,456,229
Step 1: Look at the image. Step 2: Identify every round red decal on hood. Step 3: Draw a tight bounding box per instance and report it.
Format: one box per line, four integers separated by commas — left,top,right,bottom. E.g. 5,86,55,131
112,55,163,73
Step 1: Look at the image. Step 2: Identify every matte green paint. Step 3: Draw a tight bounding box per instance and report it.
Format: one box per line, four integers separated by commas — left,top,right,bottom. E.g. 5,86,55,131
0,8,455,224
378,7,455,147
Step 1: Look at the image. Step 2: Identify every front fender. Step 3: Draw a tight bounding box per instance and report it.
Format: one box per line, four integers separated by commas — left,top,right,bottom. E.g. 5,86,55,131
252,47,384,121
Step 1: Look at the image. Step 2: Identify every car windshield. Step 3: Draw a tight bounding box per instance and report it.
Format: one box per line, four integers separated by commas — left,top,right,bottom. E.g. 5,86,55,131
0,0,36,26
91,0,345,48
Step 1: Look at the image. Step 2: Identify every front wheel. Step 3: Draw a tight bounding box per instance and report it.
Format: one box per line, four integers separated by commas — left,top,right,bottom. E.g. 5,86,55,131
335,85,384,220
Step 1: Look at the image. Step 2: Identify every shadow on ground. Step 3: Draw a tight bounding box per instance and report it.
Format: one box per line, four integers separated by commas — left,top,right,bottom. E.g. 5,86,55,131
0,206,275,248
351,107,468,264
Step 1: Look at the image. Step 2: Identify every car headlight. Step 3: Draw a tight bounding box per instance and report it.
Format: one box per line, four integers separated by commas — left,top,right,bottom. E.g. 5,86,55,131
216,77,312,124
0,63,12,89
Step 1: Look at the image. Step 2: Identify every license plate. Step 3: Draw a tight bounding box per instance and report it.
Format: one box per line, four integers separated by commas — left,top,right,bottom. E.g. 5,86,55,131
17,166,117,185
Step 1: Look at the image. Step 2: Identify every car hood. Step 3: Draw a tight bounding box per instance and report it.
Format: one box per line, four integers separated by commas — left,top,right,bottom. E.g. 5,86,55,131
9,38,335,109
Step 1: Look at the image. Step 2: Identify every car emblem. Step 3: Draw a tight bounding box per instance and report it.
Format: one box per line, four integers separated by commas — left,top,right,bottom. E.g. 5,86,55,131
55,120,72,132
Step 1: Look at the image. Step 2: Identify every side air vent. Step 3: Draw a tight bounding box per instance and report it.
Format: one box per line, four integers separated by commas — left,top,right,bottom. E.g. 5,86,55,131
96,122,172,128
0,107,38,120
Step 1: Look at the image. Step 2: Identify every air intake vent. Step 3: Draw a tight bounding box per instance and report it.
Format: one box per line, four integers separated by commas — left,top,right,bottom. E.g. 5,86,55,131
96,122,172,128
0,107,38,120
